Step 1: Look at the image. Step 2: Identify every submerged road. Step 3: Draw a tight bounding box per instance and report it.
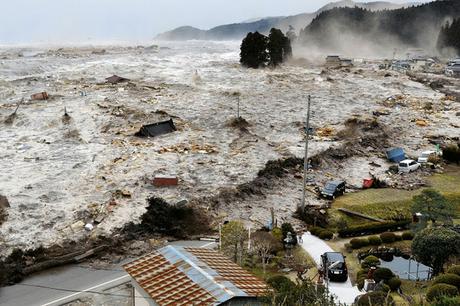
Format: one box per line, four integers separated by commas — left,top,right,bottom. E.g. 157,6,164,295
0,240,216,306
300,232,362,305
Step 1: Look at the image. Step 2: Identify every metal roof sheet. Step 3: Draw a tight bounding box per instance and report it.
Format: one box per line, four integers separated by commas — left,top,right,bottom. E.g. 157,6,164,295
123,246,269,306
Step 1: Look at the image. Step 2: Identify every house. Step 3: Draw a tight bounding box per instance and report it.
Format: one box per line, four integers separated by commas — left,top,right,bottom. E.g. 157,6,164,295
123,245,270,306
135,119,177,137
325,55,342,68
106,75,130,84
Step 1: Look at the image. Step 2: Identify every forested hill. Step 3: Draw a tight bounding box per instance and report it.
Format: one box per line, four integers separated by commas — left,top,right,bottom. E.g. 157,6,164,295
299,0,460,56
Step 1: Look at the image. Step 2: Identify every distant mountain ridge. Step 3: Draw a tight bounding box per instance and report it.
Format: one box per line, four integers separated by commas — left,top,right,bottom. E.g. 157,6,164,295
156,0,419,41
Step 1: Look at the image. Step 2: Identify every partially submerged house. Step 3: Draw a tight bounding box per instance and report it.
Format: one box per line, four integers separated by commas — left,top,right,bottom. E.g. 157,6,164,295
106,75,130,84
123,245,269,306
135,119,176,137
325,55,342,68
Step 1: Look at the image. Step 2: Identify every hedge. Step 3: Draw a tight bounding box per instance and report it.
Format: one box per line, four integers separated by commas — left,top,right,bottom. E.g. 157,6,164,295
433,273,460,289
388,277,402,291
447,265,460,277
361,255,380,269
374,267,394,283
426,284,459,302
319,230,334,240
368,236,382,245
338,220,411,238
380,232,397,243
350,238,369,249
430,296,460,306
401,231,414,240
356,291,394,306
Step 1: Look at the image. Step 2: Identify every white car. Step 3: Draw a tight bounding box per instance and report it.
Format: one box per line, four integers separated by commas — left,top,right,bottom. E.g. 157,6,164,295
418,150,441,163
398,159,421,173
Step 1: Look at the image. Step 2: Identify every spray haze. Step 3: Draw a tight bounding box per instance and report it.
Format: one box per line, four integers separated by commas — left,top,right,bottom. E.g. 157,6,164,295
297,1,460,58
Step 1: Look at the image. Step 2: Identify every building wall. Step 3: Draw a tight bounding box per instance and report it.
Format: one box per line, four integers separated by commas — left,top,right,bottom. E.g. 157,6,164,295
220,297,265,306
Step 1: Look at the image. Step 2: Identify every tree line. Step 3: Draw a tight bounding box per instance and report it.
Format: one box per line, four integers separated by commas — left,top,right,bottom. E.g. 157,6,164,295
437,18,460,55
299,0,460,53
240,28,292,68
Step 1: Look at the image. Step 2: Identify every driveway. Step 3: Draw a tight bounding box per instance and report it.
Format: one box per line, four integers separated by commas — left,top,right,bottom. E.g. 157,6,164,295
301,232,362,305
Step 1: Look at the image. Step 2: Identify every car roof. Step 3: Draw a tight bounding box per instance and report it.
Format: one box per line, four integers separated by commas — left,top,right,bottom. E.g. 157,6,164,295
421,150,435,154
400,159,415,163
325,252,344,262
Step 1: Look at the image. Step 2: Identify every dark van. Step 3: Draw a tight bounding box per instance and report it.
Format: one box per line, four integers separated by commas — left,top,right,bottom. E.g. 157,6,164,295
321,180,346,199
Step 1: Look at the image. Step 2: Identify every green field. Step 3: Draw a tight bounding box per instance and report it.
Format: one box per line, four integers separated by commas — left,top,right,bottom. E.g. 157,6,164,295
331,166,460,225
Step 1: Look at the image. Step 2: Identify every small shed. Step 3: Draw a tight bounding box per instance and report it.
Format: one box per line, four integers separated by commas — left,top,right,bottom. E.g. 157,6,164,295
135,119,176,137
386,147,406,163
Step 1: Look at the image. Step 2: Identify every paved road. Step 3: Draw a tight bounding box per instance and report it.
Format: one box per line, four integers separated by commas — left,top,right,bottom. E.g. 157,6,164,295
301,232,362,305
0,240,216,306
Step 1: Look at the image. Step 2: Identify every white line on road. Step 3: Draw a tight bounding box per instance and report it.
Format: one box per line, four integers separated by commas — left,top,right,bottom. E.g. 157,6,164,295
199,241,216,248
41,275,130,306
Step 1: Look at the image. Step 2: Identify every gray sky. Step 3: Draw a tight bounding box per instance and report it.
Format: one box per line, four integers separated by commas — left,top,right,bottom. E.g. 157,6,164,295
1,0,429,44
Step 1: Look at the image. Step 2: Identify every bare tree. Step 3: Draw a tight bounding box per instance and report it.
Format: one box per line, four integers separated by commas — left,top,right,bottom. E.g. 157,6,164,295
251,231,282,274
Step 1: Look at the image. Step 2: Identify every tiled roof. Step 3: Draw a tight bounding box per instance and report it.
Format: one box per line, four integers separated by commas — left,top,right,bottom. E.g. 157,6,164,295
123,246,269,306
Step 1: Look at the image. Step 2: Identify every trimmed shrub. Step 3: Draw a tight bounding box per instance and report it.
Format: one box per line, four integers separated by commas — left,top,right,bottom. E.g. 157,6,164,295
394,234,403,241
309,227,322,236
374,267,394,283
357,269,369,279
271,227,283,242
318,230,334,240
356,291,394,306
380,232,397,243
338,220,411,238
426,284,459,302
350,238,369,249
443,144,460,164
447,265,460,277
433,273,460,289
368,236,383,245
361,255,380,269
401,231,414,240
377,283,391,293
267,275,295,291
388,277,402,291
430,296,460,306
357,275,367,291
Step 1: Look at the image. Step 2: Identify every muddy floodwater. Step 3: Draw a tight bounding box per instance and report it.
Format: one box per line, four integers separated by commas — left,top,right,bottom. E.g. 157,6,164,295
0,41,459,256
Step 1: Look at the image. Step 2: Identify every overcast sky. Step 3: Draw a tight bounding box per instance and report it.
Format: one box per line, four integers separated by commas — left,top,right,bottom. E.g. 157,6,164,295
1,0,430,44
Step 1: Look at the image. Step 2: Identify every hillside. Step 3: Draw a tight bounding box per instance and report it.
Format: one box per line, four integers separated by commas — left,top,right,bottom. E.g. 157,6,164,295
299,0,460,56
156,0,414,41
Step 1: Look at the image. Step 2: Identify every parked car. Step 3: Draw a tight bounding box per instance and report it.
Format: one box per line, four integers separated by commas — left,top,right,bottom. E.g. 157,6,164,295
321,181,346,199
321,252,348,282
398,159,421,173
418,150,441,163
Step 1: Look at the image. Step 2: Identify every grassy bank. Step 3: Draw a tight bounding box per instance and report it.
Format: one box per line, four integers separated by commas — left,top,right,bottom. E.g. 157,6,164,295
331,166,460,226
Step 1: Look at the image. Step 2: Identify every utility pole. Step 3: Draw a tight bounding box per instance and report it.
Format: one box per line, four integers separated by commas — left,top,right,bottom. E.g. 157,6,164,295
237,95,240,118
301,95,311,211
